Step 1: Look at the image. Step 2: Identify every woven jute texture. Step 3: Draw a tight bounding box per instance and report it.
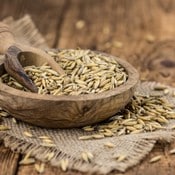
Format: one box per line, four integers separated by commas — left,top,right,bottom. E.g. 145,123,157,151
0,16,175,174
1,82,175,174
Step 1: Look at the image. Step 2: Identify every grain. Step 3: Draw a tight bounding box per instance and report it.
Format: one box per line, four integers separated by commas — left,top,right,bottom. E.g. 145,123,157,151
145,34,156,43
82,126,94,132
103,132,114,137
45,152,55,161
75,20,85,29
130,129,143,134
92,134,104,139
41,143,56,147
12,118,17,123
60,159,69,171
149,155,162,163
78,135,93,140
42,138,54,143
104,142,116,148
114,155,127,162
0,125,10,131
113,41,123,48
35,163,45,174
154,85,167,90
1,59,175,139
163,89,169,95
38,136,51,139
26,150,33,159
0,111,9,117
81,94,175,138
169,148,175,154
1,49,128,95
19,158,35,165
81,151,94,162
23,131,33,137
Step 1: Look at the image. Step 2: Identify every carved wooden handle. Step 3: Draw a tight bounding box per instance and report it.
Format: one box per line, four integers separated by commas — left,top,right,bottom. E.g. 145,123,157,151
0,22,38,92
5,46,38,92
0,22,15,54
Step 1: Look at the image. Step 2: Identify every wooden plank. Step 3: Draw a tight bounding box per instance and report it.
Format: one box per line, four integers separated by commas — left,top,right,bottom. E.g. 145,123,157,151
0,143,20,175
0,0,66,47
138,40,175,86
124,142,174,175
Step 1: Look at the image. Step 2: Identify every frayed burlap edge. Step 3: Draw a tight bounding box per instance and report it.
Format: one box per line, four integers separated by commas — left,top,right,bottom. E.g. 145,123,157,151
0,132,156,174
1,120,175,174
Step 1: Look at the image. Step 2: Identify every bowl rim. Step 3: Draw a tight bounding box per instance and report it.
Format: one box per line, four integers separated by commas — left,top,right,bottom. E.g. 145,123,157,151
0,51,139,101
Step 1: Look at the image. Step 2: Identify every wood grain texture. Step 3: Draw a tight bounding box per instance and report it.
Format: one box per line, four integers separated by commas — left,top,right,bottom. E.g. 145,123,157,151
0,0,175,174
0,143,19,175
0,53,138,128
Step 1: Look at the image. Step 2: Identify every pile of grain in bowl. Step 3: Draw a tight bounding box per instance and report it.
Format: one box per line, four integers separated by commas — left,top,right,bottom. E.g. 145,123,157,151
0,49,128,95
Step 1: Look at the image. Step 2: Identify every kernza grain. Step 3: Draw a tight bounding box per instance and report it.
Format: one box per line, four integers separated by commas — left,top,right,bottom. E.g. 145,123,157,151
0,49,128,95
80,95,175,138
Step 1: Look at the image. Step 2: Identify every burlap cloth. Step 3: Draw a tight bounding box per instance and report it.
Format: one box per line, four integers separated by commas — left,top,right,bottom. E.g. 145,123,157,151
0,15,175,174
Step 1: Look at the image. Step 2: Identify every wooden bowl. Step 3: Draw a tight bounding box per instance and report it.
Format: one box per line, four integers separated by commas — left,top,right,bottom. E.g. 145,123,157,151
0,51,139,128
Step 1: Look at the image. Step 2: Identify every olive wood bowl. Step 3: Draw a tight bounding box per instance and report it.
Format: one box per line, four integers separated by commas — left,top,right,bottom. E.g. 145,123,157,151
0,51,139,128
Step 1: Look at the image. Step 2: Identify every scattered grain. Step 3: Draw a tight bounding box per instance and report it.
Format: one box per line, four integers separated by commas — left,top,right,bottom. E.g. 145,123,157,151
23,131,33,137
19,158,35,165
92,134,104,139
12,118,17,123
41,143,56,147
169,148,175,154
60,159,69,171
82,126,94,132
75,20,85,29
45,152,55,161
35,163,45,173
114,155,127,162
149,155,162,163
145,34,156,43
81,151,94,162
104,142,116,148
154,85,167,90
78,135,93,140
113,41,123,48
163,89,169,95
0,125,10,131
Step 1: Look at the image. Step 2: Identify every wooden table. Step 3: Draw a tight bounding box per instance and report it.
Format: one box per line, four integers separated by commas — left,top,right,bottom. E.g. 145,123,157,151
1,0,175,174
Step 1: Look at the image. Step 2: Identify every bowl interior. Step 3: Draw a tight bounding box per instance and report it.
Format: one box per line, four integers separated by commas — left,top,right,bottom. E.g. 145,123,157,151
0,50,139,101
0,50,139,128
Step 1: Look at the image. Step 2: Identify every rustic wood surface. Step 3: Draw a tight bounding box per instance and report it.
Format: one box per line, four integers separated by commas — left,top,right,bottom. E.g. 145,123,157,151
0,0,175,174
